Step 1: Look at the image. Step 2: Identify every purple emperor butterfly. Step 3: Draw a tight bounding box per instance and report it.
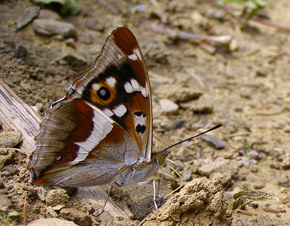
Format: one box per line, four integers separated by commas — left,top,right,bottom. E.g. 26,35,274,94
28,27,169,210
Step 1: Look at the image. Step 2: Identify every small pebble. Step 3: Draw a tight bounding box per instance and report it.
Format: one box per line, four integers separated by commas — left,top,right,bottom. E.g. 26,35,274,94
0,150,14,168
59,208,92,226
130,4,147,13
33,19,77,38
79,33,93,44
16,6,39,30
182,98,213,114
0,196,12,211
46,189,69,206
247,150,260,160
200,135,225,149
250,203,259,209
36,187,47,201
46,206,57,218
279,194,290,204
182,171,192,182
159,99,179,115
4,165,18,175
0,129,22,148
278,179,290,187
156,84,203,103
53,205,65,211
250,165,259,173
38,9,61,20
253,182,265,189
62,52,88,71
281,155,290,169
191,11,209,27
14,44,28,59
65,38,76,48
85,17,105,31
167,119,186,130
229,39,239,51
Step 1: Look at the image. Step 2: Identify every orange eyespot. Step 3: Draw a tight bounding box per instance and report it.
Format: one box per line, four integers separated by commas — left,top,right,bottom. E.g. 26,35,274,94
97,87,110,100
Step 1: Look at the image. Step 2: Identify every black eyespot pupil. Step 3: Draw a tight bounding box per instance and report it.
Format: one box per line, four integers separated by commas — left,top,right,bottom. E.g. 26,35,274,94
97,87,110,100
136,124,146,134
56,155,62,161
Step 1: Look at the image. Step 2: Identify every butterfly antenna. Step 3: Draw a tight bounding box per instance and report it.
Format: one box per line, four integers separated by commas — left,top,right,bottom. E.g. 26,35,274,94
161,123,223,154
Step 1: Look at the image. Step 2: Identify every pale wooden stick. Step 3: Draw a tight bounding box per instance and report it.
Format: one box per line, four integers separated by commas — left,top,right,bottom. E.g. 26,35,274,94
0,79,40,156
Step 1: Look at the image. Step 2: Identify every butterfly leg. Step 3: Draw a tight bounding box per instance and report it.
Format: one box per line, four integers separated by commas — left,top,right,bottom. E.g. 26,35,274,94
96,182,114,216
152,179,158,211
137,179,161,211
152,179,161,211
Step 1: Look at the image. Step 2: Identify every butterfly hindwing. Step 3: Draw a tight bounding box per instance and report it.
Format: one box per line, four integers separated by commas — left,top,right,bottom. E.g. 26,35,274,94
30,99,139,186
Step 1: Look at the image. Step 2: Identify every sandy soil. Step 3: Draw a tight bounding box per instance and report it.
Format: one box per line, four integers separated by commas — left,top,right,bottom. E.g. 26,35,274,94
1,0,290,225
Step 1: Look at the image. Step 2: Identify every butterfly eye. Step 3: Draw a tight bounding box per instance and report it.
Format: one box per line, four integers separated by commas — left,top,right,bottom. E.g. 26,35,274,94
56,155,62,161
157,154,165,165
97,87,110,100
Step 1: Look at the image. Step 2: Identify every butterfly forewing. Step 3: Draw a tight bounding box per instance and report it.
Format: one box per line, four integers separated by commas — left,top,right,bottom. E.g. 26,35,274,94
66,27,152,162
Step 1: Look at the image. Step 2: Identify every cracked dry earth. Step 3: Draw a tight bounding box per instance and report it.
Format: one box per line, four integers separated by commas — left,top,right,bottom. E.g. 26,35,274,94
1,0,290,225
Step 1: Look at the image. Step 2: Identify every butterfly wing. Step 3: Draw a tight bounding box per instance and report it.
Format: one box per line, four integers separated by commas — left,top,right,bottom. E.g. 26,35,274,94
28,27,153,186
66,27,152,163
29,99,138,186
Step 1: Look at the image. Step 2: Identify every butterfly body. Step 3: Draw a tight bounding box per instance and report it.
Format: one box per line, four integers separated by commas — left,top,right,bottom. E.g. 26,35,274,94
28,27,167,189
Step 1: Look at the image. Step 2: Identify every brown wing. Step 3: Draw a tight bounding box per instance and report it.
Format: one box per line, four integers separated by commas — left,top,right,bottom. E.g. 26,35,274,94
29,99,138,186
63,27,152,162
28,28,153,186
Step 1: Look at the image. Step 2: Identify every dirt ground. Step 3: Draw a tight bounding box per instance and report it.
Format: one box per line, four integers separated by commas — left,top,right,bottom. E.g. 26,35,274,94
1,0,290,225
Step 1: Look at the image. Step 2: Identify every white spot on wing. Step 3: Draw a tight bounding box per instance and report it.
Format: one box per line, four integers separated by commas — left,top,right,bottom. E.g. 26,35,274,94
106,77,117,87
133,48,142,60
124,82,134,93
72,105,113,164
141,86,148,97
113,104,127,117
103,108,114,117
135,113,146,126
128,53,138,61
92,83,100,91
124,79,147,96
131,79,140,91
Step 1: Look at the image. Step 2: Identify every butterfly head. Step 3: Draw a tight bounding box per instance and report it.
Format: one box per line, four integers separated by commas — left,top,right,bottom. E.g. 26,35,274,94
151,150,170,167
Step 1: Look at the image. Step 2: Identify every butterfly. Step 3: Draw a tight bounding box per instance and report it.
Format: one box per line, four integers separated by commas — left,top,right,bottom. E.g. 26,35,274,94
28,27,169,212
